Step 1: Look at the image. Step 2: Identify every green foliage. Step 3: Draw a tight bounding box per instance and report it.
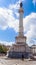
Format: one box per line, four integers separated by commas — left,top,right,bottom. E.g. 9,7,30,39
0,45,8,53
0,45,3,53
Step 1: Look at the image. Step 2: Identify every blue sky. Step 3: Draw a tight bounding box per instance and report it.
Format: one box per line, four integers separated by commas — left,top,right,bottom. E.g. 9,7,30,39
0,0,36,46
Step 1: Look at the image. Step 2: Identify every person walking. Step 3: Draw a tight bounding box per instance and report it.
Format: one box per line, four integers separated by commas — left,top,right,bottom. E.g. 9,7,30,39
22,54,24,60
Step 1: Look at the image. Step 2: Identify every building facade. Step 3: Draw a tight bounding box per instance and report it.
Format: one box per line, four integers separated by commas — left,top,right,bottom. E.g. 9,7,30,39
31,45,36,55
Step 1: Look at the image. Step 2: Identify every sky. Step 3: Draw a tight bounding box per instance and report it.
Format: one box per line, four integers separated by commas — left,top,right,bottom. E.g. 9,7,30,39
0,0,36,46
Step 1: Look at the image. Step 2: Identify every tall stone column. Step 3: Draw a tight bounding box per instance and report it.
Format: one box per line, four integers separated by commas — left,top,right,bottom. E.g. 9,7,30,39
16,2,26,44
19,2,24,36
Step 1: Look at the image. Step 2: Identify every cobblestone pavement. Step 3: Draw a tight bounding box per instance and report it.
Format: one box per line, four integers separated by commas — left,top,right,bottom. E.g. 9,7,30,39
0,56,36,65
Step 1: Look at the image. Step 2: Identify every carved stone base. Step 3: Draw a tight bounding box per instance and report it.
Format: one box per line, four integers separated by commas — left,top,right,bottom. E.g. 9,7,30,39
8,52,29,58
15,36,26,44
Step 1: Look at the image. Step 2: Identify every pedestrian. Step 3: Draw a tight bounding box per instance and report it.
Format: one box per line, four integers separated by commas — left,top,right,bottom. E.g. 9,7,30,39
22,54,24,60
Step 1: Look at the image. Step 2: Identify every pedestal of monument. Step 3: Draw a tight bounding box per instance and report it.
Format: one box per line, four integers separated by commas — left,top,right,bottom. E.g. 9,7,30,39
8,35,29,58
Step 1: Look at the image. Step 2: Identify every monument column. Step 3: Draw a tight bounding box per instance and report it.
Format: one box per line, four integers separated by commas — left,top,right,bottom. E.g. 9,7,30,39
16,2,26,44
19,2,24,36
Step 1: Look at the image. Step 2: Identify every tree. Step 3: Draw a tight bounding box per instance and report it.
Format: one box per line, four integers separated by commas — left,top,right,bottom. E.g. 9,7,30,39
0,44,8,54
0,45,3,53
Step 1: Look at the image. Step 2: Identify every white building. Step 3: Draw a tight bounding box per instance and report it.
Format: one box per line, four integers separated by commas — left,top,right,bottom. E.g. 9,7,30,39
31,45,36,55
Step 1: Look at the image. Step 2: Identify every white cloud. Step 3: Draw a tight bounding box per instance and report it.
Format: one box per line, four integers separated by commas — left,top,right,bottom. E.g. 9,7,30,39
9,1,20,19
24,13,36,32
24,13,36,46
32,0,36,6
0,40,15,46
9,0,25,18
0,7,19,31
0,7,36,46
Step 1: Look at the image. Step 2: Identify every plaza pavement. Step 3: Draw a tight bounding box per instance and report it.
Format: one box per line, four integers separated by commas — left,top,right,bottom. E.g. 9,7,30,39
0,56,36,65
